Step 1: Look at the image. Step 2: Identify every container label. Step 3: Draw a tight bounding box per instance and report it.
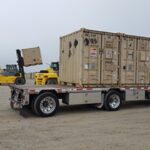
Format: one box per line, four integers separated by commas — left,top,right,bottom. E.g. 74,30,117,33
90,48,97,57
84,64,89,70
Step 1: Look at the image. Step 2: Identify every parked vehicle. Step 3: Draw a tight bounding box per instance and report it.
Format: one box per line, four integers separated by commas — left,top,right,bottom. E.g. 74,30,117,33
0,63,25,85
9,84,150,117
35,62,59,85
9,29,150,117
0,47,42,85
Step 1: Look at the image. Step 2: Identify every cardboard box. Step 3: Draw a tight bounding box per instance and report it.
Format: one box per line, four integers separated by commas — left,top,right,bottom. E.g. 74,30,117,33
22,47,43,66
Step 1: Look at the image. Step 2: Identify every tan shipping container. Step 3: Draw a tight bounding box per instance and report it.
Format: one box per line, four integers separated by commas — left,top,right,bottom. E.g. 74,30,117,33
60,28,150,87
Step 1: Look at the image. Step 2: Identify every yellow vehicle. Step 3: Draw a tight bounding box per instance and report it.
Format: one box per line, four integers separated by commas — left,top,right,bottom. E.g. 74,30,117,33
0,48,43,85
35,62,59,85
0,64,25,85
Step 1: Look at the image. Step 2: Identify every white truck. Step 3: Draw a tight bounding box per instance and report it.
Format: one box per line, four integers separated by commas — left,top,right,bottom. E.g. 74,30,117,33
9,84,150,117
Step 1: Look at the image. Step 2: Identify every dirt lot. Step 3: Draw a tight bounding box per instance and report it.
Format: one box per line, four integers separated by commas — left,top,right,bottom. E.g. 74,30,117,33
0,82,150,150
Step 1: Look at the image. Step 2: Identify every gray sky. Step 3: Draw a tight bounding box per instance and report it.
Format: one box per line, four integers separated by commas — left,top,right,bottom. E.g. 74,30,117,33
0,0,150,72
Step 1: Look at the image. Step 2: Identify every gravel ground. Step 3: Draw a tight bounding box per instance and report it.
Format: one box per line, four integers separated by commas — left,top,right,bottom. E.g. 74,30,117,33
0,81,150,150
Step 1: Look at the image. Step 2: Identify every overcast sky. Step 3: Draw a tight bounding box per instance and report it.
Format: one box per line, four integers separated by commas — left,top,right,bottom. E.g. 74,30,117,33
0,0,150,72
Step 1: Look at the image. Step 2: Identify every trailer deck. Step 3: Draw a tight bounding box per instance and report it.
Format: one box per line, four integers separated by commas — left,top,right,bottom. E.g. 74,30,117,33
9,84,150,117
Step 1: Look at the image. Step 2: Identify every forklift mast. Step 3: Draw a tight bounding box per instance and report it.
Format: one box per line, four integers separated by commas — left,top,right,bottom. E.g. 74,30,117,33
16,49,25,81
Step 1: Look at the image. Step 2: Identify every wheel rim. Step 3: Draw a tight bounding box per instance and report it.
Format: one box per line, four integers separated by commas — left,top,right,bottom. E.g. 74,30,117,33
109,94,120,109
40,97,56,114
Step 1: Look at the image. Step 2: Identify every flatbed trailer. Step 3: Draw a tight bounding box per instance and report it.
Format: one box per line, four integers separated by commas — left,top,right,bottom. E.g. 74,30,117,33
9,84,150,117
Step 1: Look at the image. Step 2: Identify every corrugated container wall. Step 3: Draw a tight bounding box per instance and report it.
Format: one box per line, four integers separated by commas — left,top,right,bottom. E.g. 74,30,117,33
137,38,150,84
60,28,150,87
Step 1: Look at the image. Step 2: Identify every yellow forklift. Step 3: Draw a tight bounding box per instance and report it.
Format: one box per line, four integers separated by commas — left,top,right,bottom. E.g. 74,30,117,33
0,50,26,85
0,47,42,85
35,62,59,85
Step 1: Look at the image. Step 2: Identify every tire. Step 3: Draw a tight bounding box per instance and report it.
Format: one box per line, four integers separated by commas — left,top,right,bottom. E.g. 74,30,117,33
104,90,122,111
15,77,26,85
31,96,39,115
145,91,150,99
46,79,58,85
32,92,59,117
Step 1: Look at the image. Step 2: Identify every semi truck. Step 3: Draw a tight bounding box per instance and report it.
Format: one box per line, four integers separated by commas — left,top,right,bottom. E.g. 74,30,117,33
9,29,150,117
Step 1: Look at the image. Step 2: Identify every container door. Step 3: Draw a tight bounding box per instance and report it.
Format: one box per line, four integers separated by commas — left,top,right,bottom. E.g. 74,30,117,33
62,35,78,84
101,34,119,85
82,32,101,85
60,37,65,82
119,37,136,85
60,37,70,83
60,31,84,85
136,39,150,84
72,33,82,84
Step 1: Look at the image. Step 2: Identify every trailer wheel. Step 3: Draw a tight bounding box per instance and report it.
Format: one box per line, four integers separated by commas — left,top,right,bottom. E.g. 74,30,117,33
104,90,122,111
31,96,39,115
46,79,58,85
15,77,26,85
33,92,59,117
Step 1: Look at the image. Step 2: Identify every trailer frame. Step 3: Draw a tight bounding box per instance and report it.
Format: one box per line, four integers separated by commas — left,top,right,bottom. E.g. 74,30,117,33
9,84,150,117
